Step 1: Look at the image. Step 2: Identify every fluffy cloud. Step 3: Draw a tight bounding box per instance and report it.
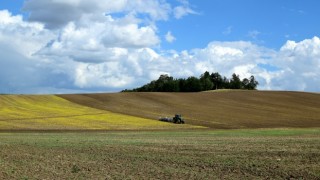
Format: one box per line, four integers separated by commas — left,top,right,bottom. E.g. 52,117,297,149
165,31,176,43
37,15,160,63
173,0,197,19
188,41,274,76
0,1,319,94
0,10,53,56
179,38,320,92
23,0,172,28
270,37,320,91
0,10,58,93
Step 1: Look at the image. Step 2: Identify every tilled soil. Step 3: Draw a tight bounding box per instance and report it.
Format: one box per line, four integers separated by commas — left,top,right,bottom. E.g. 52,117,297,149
59,91,320,129
0,130,319,179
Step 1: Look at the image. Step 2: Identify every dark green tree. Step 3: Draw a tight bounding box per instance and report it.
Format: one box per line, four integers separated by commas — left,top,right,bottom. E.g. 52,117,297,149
200,71,214,91
185,76,201,92
221,76,230,89
241,78,250,89
248,75,259,90
122,72,259,92
210,72,223,89
230,73,241,89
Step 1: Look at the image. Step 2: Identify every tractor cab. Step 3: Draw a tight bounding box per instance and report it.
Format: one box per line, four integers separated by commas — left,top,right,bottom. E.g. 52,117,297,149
173,114,185,124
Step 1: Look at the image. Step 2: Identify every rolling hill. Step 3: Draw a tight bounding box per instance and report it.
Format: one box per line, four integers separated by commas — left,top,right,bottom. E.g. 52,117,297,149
0,91,319,130
58,91,320,129
0,95,200,130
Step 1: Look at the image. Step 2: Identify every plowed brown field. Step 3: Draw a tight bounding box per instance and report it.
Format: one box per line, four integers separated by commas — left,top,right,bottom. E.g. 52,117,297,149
58,91,320,129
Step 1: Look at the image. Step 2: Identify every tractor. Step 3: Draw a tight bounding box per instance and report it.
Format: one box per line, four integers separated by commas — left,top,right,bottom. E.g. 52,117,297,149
159,114,185,124
173,114,185,124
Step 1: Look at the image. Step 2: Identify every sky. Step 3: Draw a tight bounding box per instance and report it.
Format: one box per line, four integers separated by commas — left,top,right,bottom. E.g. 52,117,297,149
0,0,319,94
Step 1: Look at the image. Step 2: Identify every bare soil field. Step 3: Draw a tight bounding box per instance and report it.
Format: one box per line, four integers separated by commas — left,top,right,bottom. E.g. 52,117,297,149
59,91,320,129
0,129,319,179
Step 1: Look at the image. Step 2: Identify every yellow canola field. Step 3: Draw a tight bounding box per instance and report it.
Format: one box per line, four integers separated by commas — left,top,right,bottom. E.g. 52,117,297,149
0,95,201,130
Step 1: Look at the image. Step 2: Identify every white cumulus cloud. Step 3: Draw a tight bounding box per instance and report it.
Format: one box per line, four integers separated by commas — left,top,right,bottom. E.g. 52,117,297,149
0,1,320,94
23,0,172,28
173,0,197,19
165,31,176,43
271,37,320,91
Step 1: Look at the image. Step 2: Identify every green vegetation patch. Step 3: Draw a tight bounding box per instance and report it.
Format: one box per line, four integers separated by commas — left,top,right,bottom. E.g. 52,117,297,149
205,128,320,137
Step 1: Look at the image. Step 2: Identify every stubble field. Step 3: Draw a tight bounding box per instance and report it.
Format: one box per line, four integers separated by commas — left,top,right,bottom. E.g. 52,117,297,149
1,129,319,179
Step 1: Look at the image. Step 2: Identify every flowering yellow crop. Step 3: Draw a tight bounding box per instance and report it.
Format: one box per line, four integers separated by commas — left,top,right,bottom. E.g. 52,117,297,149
0,95,203,130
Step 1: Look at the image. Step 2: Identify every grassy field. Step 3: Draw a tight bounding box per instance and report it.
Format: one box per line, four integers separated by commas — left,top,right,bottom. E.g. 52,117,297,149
0,95,200,130
59,91,320,129
1,129,319,179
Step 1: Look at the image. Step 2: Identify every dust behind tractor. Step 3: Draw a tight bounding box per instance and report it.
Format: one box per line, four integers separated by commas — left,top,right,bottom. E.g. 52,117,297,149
159,114,185,124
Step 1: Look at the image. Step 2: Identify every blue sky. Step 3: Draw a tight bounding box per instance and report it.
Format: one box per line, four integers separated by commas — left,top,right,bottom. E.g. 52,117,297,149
159,0,320,50
2,0,319,50
0,0,319,93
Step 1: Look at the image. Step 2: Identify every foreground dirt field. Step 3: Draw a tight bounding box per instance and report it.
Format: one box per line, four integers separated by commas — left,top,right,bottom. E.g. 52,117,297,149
1,129,319,179
59,91,320,129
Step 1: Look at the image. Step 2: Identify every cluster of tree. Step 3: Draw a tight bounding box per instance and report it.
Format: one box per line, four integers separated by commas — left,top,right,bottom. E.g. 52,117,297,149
122,71,259,92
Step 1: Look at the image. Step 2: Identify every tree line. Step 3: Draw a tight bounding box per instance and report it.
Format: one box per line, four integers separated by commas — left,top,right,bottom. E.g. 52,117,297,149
122,71,259,92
